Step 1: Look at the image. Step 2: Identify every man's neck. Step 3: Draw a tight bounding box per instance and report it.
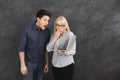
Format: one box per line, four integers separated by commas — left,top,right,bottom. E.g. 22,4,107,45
35,22,42,31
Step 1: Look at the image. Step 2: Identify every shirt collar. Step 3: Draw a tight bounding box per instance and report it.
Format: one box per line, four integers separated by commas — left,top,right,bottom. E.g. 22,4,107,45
33,23,42,31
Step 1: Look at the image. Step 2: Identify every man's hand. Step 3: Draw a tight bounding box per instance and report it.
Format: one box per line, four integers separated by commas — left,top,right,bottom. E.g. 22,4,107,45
44,64,49,73
20,65,28,75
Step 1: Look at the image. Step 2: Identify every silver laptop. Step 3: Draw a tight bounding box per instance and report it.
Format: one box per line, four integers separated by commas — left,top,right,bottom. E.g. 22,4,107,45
56,35,76,51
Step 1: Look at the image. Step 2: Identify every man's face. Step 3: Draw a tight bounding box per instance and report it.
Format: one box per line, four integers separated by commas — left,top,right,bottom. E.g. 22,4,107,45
37,15,50,30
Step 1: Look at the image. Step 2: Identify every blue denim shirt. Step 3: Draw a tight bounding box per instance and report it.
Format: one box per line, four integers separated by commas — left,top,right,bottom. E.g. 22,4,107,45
18,23,50,65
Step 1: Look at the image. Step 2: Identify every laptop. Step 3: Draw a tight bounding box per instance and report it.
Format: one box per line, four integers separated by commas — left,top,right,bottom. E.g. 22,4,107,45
55,35,76,51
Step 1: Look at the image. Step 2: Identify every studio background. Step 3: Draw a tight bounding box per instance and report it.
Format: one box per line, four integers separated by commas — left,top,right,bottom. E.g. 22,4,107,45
0,0,120,80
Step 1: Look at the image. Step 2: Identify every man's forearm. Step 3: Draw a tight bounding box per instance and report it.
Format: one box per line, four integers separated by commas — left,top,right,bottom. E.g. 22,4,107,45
45,51,49,65
19,52,25,66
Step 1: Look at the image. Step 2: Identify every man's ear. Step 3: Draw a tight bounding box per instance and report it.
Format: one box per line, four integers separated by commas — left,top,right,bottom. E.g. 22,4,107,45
37,17,40,21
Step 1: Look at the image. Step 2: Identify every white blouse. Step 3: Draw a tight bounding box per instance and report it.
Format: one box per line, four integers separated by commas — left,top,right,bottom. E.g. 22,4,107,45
46,31,76,68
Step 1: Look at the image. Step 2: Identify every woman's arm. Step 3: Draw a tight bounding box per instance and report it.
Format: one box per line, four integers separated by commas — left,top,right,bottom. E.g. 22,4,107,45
46,31,62,52
46,36,55,52
57,32,76,55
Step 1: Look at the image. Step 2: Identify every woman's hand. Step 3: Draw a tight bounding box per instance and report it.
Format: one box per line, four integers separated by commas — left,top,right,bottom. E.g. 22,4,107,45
53,30,62,42
56,50,67,54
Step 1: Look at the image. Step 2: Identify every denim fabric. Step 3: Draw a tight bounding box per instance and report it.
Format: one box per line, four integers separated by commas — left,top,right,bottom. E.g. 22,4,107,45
23,63,44,80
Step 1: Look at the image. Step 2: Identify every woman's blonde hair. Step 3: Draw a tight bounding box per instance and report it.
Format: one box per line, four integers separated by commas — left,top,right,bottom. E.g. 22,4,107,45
54,16,71,33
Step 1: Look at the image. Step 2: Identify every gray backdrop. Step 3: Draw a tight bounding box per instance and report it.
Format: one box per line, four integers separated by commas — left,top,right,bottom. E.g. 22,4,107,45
0,0,120,80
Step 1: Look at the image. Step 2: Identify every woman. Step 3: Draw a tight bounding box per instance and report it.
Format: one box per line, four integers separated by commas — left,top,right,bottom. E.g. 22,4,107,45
46,16,76,80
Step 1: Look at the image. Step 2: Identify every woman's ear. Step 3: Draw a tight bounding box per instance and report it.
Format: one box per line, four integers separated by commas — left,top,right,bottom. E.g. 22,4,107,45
55,29,58,32
66,28,67,31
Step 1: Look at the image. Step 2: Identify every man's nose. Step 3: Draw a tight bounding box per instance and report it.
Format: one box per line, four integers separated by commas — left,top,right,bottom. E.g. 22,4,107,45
46,21,48,25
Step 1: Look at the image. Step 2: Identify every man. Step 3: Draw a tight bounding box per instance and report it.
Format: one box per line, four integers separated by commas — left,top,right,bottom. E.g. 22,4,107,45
18,9,52,80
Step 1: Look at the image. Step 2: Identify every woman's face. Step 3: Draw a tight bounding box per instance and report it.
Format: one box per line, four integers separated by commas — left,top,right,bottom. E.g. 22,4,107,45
55,20,66,33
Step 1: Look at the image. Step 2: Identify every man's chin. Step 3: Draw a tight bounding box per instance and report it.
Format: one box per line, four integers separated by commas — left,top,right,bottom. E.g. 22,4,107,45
41,27,46,30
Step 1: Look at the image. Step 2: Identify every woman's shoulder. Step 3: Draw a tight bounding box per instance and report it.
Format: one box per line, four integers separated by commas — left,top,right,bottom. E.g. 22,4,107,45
65,31,75,36
65,31,76,40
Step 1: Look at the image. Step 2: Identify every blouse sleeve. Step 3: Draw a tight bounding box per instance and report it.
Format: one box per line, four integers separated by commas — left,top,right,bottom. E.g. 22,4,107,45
66,34,76,55
46,35,56,52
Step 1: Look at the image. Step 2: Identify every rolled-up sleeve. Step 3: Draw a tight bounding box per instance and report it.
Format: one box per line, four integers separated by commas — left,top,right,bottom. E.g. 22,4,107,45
18,29,27,52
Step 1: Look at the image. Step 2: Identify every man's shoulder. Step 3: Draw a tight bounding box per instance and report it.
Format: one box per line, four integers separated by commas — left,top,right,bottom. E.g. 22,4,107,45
24,23,34,31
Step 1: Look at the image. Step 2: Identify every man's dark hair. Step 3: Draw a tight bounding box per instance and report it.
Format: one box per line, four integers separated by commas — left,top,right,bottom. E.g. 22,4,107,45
36,9,52,19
